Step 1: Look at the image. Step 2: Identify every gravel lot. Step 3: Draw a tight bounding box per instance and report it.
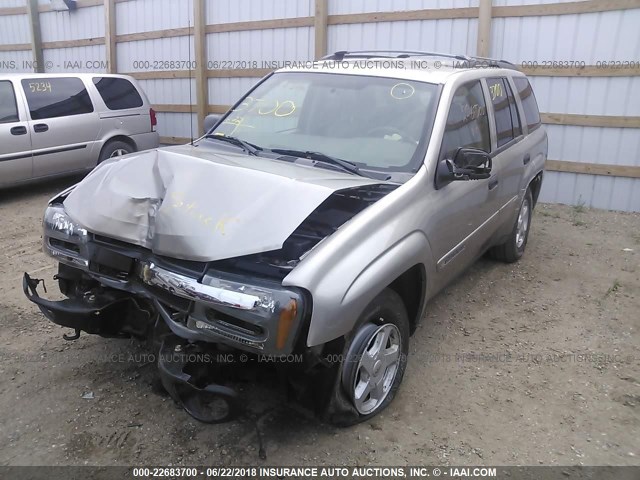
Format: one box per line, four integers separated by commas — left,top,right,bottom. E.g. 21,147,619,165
0,176,638,467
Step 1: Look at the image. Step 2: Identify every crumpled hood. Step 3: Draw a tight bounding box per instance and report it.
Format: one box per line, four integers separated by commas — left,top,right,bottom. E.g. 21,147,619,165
63,144,384,262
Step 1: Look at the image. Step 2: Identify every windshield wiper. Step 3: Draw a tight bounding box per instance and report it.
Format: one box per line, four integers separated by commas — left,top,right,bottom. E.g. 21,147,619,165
269,148,365,177
205,134,261,156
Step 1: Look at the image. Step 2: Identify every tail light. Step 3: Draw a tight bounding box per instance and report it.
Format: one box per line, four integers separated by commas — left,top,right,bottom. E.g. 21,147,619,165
149,108,157,132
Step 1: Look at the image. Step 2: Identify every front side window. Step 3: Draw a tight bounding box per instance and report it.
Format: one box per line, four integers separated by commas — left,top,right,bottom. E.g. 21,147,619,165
211,72,440,172
22,77,94,120
93,77,143,110
513,77,541,131
0,81,19,124
440,80,491,160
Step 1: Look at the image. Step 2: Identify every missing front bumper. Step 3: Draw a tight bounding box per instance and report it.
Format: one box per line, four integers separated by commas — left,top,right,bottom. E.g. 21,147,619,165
22,272,153,339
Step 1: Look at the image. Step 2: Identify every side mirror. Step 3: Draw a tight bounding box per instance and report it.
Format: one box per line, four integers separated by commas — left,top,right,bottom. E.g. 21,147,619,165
203,114,222,134
436,148,492,189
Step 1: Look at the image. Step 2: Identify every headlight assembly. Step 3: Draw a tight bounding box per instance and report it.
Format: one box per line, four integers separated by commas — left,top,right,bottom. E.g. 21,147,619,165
43,204,89,269
139,261,305,353
44,205,88,242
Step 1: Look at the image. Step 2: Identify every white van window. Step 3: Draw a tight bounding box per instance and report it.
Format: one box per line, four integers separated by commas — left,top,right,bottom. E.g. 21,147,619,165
22,77,94,120
0,81,19,124
93,77,143,110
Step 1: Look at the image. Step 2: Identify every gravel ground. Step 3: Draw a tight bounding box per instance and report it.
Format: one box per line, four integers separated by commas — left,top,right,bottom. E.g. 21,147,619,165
0,176,638,467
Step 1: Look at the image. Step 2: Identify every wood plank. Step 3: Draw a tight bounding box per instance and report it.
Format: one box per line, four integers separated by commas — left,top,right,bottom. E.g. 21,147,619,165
127,70,193,80
521,65,640,77
328,7,478,25
205,17,313,34
154,104,230,114
0,43,31,52
153,104,194,113
116,27,192,43
26,0,43,73
159,136,191,145
546,160,640,179
0,6,27,15
194,0,208,136
104,0,116,73
153,104,230,114
493,0,640,18
314,0,328,60
42,37,105,49
476,0,492,58
209,105,230,114
541,113,640,129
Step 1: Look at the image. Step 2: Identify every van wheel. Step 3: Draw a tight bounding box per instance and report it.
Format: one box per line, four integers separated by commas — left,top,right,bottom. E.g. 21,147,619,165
323,288,409,426
99,140,134,163
490,188,533,263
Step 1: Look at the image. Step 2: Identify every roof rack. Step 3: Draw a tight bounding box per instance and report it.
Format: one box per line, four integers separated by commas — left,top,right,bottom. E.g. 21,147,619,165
320,50,518,70
321,50,468,61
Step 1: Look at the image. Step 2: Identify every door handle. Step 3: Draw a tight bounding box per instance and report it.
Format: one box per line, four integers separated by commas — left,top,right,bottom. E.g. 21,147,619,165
33,123,49,133
523,154,531,165
10,126,27,135
488,178,499,191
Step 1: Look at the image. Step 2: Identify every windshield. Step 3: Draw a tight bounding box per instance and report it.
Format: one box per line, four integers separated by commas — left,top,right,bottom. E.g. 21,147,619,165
210,72,440,173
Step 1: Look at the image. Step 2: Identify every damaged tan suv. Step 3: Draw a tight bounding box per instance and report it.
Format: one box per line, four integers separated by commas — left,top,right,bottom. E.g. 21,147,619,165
24,51,547,426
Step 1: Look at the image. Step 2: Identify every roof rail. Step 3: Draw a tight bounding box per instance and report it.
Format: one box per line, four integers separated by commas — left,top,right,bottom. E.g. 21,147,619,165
321,50,518,70
321,50,468,61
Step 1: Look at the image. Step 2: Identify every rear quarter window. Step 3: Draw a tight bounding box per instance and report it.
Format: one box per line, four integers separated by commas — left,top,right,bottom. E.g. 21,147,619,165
93,77,143,110
22,77,94,120
513,77,541,131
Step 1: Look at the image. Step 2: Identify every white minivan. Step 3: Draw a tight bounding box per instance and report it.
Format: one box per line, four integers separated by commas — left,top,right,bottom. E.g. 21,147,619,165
0,73,159,188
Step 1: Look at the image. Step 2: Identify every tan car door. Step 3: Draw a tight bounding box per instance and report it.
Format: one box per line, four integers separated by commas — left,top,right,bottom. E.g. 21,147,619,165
428,80,501,284
0,79,33,186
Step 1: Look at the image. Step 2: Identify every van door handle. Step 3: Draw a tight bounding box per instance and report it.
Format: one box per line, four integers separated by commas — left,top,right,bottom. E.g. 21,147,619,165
488,178,499,191
10,126,27,135
34,123,49,133
523,154,531,165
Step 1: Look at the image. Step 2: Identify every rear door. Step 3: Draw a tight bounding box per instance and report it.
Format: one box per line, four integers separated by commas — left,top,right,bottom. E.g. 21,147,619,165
485,76,527,211
21,77,100,178
0,79,33,185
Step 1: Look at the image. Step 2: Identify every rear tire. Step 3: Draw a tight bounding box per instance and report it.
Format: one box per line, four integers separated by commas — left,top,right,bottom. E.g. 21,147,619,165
323,288,410,426
490,188,533,263
99,140,134,164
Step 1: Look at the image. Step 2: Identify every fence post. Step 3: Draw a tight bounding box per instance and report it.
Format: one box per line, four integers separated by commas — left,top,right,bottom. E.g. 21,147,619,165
194,0,208,136
477,0,492,57
105,0,117,73
26,0,43,72
314,0,328,59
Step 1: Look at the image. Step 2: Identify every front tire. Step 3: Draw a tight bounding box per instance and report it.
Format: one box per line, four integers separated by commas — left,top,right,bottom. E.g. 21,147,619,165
490,188,533,263
324,288,410,426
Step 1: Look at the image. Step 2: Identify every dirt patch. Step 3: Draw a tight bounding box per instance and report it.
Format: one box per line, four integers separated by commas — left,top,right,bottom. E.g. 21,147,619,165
0,178,638,466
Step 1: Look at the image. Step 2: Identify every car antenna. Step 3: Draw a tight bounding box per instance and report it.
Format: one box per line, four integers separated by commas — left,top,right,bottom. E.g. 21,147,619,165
188,17,194,145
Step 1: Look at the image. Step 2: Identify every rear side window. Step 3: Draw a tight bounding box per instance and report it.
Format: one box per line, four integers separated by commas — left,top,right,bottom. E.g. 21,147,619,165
22,77,93,120
487,77,513,147
487,77,522,147
513,77,541,131
440,80,491,160
0,81,19,124
93,77,143,110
